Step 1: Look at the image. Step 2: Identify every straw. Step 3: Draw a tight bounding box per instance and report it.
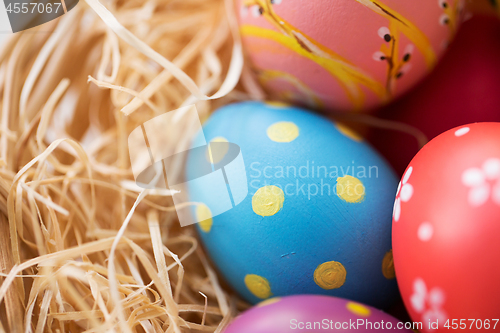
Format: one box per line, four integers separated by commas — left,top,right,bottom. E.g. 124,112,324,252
0,0,247,331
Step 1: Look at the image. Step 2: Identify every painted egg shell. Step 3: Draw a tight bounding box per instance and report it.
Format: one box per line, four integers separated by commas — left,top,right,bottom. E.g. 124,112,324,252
466,0,500,17
186,101,399,308
236,0,465,112
392,123,500,332
368,15,500,175
224,295,414,333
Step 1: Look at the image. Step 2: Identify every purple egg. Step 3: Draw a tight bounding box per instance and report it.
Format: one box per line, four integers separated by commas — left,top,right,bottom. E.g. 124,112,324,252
224,295,415,333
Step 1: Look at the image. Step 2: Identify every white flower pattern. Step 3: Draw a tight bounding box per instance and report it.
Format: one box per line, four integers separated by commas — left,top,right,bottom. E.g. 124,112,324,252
418,222,434,242
411,278,447,331
461,158,500,207
454,126,469,137
393,166,414,222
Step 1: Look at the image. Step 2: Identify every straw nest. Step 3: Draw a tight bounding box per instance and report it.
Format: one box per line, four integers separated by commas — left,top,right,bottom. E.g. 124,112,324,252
0,0,260,331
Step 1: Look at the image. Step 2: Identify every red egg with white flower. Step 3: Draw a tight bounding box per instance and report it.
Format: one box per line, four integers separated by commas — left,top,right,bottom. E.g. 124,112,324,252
392,123,500,332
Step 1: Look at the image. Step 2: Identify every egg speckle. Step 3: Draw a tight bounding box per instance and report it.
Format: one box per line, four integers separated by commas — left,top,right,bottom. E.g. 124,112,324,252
336,175,366,203
314,261,347,290
346,302,372,317
206,137,229,164
245,274,273,299
196,204,213,233
266,121,299,142
381,250,396,280
251,185,285,217
257,297,281,307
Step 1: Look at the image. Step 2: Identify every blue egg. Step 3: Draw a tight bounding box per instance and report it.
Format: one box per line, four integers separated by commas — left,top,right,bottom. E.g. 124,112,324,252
186,101,399,308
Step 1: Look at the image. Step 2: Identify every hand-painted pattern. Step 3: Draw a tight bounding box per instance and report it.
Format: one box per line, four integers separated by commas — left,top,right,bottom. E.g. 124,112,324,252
411,278,448,331
355,0,437,67
241,0,387,110
461,158,500,207
239,0,461,110
257,69,324,109
438,0,465,48
393,166,414,222
373,27,415,97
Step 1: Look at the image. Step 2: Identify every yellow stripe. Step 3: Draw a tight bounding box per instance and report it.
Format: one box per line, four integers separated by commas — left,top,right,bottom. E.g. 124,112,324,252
444,1,464,38
258,69,324,109
242,0,388,109
241,25,387,109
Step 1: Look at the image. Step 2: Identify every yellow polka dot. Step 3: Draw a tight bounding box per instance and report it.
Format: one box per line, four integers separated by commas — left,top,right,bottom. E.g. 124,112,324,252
336,123,363,142
257,297,281,307
196,204,213,233
336,175,365,203
267,122,299,143
206,137,229,164
265,101,291,109
252,186,285,217
314,261,347,290
200,112,210,125
245,274,272,299
347,302,371,317
382,250,396,280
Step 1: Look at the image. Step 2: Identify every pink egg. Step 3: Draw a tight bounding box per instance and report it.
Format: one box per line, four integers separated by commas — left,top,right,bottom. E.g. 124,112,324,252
237,0,465,112
223,295,414,333
393,123,500,332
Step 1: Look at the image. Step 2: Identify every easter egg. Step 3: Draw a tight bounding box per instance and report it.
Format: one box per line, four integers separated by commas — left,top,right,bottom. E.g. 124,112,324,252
466,0,500,17
224,295,414,333
236,0,465,112
392,123,500,332
186,101,399,308
368,15,500,175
